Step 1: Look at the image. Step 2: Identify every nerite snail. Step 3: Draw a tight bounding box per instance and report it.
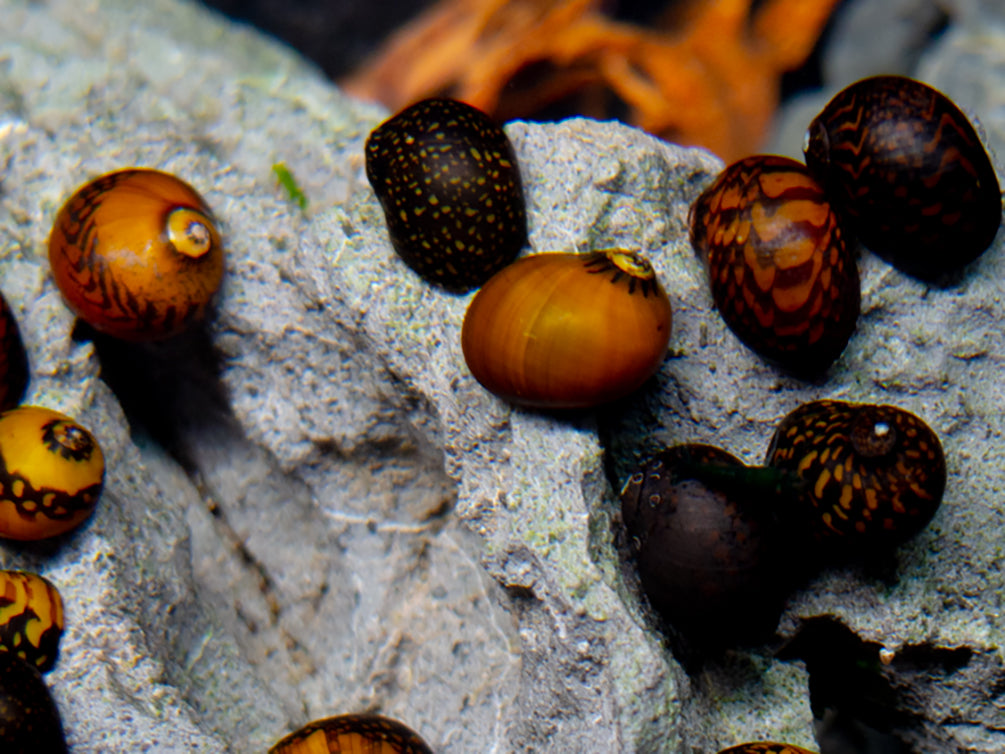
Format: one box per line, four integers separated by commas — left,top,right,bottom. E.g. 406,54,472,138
620,443,789,646
0,291,28,412
269,713,433,754
0,570,64,672
717,743,817,754
0,652,68,752
689,154,860,376
765,399,945,554
365,97,527,292
804,75,1002,280
462,249,672,409
48,168,225,340
0,406,105,541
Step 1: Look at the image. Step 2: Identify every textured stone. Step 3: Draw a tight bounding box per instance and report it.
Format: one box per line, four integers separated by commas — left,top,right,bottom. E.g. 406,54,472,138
1,0,1004,752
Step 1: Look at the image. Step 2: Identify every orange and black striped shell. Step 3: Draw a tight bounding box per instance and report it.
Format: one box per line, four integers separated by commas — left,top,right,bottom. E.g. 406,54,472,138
0,570,64,672
620,443,786,646
765,400,945,551
0,292,28,412
0,406,105,541
268,713,433,754
48,168,224,341
804,75,1002,280
365,97,527,292
0,652,67,752
718,743,817,754
462,249,672,409
689,155,859,376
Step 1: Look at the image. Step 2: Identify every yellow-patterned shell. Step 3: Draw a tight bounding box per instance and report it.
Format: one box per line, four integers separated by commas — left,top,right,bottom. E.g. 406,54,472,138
269,714,433,754
718,743,817,754
689,155,859,376
365,97,527,292
0,571,64,672
48,168,224,341
765,400,945,551
0,406,105,541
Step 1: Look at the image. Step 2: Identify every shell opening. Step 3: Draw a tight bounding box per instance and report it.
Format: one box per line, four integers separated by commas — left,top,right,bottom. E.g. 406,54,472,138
167,207,215,259
43,420,96,462
850,412,898,459
604,249,655,279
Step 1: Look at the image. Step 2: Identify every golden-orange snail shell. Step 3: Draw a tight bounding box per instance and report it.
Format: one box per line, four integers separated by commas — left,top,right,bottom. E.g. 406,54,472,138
461,249,672,409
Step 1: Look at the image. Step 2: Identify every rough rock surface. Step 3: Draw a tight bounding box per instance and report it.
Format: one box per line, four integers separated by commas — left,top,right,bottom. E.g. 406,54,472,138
0,0,1003,753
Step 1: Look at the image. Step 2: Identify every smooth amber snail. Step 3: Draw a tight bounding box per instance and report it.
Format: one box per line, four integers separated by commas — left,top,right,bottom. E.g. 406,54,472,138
620,443,788,646
365,97,527,292
461,249,672,409
0,570,64,672
765,400,945,552
48,168,225,340
269,713,433,754
718,743,817,754
0,291,28,412
0,406,105,541
689,154,859,376
804,75,1002,280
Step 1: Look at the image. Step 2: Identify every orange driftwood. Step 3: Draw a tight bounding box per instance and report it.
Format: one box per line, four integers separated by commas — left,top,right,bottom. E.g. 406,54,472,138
341,0,841,161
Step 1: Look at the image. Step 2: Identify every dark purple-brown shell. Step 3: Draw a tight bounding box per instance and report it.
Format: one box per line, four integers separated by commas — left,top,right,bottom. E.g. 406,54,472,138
365,97,527,292
620,443,786,645
0,292,27,412
689,155,860,376
765,400,945,552
0,652,67,752
804,75,1002,280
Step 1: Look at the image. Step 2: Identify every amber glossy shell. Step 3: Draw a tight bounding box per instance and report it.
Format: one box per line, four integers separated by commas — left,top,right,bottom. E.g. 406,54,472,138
461,250,672,409
0,292,28,412
805,75,1002,280
48,168,225,340
365,98,527,292
269,713,433,754
0,652,67,752
0,570,64,672
620,443,786,645
0,406,105,541
689,155,859,376
765,400,945,550
718,743,817,754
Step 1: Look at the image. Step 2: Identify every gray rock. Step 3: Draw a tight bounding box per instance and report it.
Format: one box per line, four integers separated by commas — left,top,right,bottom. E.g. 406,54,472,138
1,0,1004,753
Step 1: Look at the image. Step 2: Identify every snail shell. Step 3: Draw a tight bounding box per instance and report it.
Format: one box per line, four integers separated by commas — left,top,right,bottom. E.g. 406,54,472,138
0,291,28,412
620,443,787,646
0,652,68,752
0,406,105,541
804,75,1002,280
269,713,433,754
48,168,225,341
365,98,527,292
765,400,945,551
461,249,672,409
718,743,817,754
689,155,859,376
0,570,64,672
